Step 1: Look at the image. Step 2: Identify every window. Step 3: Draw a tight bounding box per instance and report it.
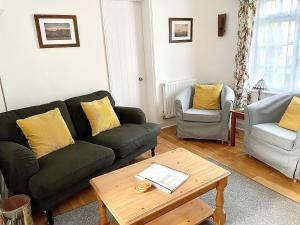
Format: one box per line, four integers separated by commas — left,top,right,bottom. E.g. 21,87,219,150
249,0,300,91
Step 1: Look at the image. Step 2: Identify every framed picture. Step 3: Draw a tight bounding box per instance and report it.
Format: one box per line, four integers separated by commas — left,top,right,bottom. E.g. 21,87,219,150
34,14,80,48
169,18,193,43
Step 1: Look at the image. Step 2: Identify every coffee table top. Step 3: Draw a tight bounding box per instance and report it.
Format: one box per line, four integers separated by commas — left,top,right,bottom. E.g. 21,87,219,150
90,148,230,225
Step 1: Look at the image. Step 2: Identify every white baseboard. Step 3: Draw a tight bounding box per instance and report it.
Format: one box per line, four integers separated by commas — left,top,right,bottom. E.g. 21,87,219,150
158,118,176,129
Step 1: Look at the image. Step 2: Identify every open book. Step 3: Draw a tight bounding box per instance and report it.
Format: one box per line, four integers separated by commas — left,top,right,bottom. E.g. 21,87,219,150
135,163,189,194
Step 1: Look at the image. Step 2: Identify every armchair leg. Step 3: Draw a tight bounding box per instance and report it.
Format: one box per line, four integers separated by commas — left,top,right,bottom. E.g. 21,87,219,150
46,210,54,225
293,179,298,183
151,148,156,157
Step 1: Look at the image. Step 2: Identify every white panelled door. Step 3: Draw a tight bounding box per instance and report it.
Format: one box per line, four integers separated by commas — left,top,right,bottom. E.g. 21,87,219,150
101,0,148,114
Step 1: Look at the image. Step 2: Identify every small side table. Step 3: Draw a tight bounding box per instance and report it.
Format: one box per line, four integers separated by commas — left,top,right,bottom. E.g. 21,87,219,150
230,109,245,146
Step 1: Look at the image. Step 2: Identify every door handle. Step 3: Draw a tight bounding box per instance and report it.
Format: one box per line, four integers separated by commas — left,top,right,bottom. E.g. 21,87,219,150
138,77,143,82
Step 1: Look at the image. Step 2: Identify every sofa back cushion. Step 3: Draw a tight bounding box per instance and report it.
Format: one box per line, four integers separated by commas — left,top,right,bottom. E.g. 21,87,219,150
65,91,115,138
0,101,78,147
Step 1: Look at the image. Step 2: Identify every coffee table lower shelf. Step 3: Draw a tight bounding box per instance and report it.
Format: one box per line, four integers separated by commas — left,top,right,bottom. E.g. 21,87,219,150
147,198,214,225
109,198,214,225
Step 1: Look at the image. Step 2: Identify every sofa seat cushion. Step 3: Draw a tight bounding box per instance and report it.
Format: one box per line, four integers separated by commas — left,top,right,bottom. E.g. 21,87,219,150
85,123,160,159
29,141,114,200
251,123,297,151
183,109,221,122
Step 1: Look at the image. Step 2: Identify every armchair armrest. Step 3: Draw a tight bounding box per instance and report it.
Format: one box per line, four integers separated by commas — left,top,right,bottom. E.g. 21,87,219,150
221,86,235,126
293,128,300,149
245,93,292,127
114,106,146,124
0,141,39,194
175,87,193,119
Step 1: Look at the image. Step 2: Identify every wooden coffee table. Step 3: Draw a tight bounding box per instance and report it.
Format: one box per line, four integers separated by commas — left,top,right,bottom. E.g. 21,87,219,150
90,148,230,225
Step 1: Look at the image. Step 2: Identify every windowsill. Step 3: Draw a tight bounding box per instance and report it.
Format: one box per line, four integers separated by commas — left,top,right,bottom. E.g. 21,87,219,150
251,89,280,95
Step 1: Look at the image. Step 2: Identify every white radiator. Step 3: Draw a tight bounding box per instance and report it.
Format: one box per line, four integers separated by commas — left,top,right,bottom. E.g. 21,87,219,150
162,79,197,119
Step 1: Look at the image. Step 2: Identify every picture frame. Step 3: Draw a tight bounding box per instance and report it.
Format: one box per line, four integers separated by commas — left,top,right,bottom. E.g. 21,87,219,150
169,18,193,43
34,14,80,48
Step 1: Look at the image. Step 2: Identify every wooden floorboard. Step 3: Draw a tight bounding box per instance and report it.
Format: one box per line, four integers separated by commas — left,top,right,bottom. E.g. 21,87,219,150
33,126,300,224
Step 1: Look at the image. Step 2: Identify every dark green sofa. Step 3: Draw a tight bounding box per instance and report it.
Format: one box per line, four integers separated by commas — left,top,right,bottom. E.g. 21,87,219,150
0,90,160,224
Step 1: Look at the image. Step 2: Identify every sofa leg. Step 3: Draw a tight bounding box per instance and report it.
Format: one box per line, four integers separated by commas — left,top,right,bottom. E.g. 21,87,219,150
151,148,156,157
46,210,54,225
293,179,298,183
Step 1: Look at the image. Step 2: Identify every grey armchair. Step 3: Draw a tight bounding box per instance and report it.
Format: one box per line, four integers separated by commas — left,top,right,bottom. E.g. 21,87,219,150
244,92,300,180
175,85,235,142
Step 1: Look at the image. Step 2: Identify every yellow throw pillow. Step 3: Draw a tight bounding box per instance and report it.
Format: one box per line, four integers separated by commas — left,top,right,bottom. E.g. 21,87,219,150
193,83,223,110
16,108,75,158
81,97,121,136
278,96,300,132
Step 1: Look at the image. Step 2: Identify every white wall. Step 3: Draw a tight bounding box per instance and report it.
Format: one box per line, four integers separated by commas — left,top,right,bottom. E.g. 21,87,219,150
150,0,239,124
151,0,200,84
0,0,109,111
0,0,239,125
151,0,201,123
197,0,239,86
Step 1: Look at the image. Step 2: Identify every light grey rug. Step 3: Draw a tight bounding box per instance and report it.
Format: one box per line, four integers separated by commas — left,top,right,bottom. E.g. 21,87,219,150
54,159,300,225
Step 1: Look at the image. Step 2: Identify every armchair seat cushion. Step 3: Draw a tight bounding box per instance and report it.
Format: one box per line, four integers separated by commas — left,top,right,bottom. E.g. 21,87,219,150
183,109,221,122
85,123,160,159
29,141,114,200
251,123,297,151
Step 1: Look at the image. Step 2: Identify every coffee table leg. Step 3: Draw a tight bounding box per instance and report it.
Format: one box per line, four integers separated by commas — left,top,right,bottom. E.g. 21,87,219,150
97,196,109,225
213,178,227,225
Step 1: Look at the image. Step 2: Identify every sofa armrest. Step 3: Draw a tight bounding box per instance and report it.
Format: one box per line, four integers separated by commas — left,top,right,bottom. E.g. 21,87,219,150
245,93,293,127
221,86,235,127
0,141,39,194
114,106,146,124
175,87,193,120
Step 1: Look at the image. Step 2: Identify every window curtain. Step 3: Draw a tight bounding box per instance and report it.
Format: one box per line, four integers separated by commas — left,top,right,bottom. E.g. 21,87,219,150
234,0,257,108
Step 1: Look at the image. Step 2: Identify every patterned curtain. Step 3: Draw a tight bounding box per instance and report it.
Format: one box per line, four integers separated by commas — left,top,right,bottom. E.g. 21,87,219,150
234,0,257,108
